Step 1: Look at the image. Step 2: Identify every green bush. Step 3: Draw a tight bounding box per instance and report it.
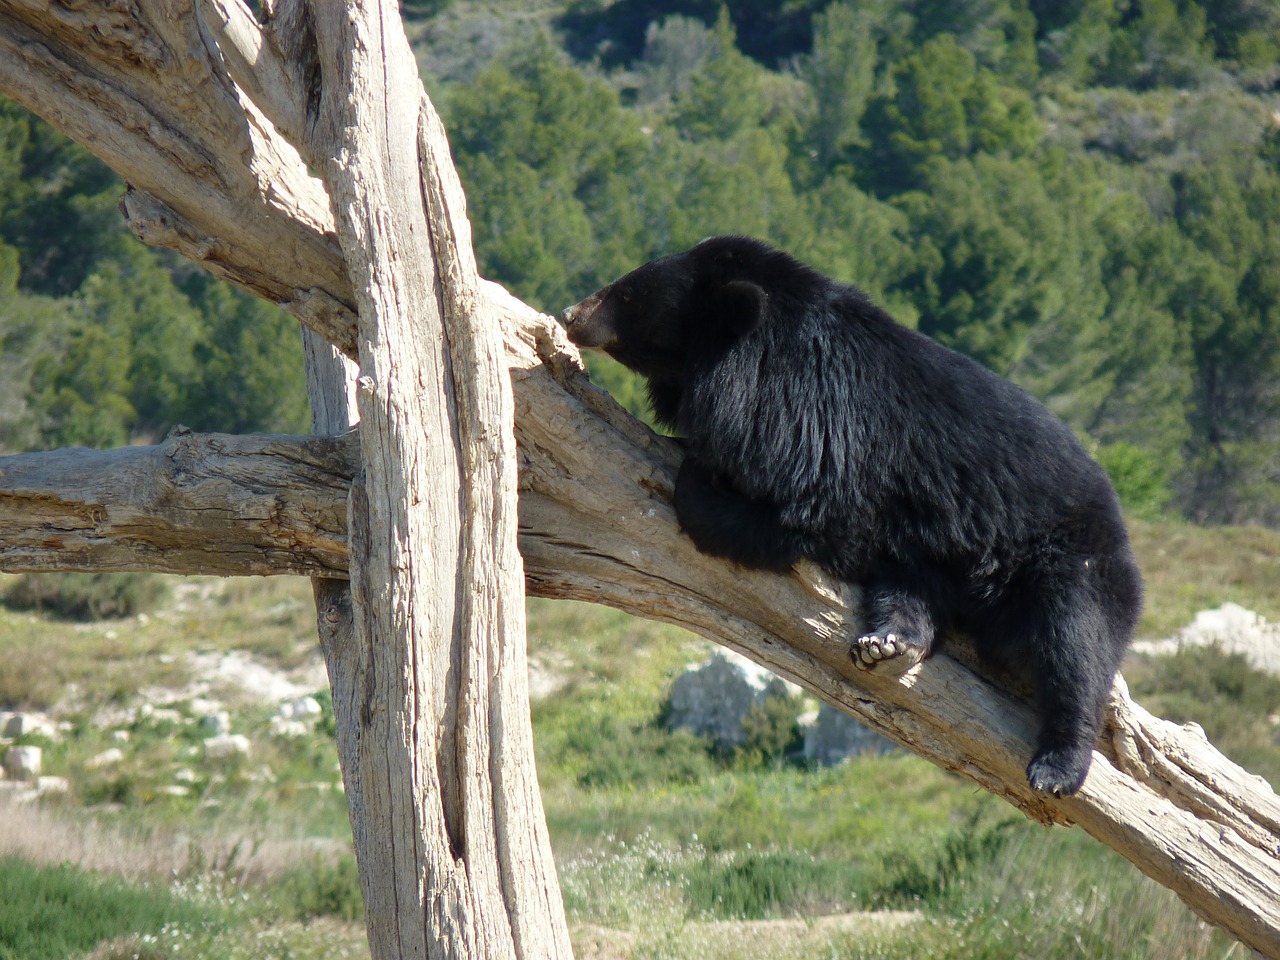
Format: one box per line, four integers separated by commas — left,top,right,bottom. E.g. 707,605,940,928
873,814,1018,909
268,854,364,924
677,849,866,919
2,572,169,621
1095,442,1173,519
737,692,804,768
0,857,220,960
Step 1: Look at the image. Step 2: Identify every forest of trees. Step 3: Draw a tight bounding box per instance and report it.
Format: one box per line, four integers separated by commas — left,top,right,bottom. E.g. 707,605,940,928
3,0,1279,527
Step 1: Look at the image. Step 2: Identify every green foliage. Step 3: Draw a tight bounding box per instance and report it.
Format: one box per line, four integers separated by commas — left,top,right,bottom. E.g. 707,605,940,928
0,857,222,960
873,813,1017,909
1094,442,1173,519
2,572,170,621
447,38,658,313
678,849,865,919
738,691,803,768
268,855,364,923
547,702,716,789
8,2,1278,524
0,97,307,451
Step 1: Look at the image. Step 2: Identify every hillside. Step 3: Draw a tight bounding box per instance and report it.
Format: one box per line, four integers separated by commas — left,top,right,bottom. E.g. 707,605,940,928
0,518,1278,958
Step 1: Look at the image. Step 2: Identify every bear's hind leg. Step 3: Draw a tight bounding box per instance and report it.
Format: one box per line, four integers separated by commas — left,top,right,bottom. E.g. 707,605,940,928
1022,589,1126,797
852,575,938,676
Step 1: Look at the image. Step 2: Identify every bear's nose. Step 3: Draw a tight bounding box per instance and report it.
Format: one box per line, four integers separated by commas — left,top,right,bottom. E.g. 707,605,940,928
561,305,578,326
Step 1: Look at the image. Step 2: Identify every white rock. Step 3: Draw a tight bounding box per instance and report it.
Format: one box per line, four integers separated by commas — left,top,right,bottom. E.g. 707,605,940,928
3,713,55,740
110,730,131,744
1132,603,1280,676
203,734,251,762
4,745,42,780
85,748,125,770
270,718,310,739
157,784,190,797
276,696,322,722
36,775,69,795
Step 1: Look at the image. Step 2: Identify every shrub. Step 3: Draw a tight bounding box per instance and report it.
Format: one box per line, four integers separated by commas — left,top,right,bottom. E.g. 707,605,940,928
873,813,1018,909
2,572,169,621
0,857,220,960
678,849,866,919
269,854,364,923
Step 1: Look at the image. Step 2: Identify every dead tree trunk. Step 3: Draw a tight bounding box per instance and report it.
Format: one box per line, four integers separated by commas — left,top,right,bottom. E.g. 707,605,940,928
0,1,1278,957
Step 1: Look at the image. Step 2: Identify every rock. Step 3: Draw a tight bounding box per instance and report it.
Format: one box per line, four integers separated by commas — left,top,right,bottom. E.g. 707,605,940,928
276,696,322,721
36,775,69,796
85,748,125,770
110,730,131,744
4,745,42,780
3,712,56,741
801,703,898,766
1132,603,1280,676
667,650,797,748
269,696,323,737
269,718,310,738
199,711,232,737
203,734,251,762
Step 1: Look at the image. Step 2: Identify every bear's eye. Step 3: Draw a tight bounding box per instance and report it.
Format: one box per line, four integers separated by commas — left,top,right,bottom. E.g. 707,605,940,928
620,287,633,303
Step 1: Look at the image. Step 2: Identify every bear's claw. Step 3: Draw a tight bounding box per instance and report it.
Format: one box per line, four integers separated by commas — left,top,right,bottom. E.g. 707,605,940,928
851,633,925,675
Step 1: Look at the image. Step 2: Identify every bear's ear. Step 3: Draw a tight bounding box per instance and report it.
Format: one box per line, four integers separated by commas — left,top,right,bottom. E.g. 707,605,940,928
713,280,769,338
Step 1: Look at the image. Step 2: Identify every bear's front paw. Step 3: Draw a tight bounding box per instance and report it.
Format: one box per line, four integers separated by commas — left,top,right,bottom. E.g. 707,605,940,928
851,633,925,675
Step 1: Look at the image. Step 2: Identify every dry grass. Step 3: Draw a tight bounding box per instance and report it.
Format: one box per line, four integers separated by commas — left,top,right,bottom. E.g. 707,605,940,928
0,802,348,888
1128,520,1280,638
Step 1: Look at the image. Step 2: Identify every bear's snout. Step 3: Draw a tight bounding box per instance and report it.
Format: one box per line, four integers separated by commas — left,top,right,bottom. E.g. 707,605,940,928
561,291,615,349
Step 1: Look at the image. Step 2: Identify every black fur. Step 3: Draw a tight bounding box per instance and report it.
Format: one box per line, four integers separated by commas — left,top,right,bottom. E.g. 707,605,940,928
563,235,1143,796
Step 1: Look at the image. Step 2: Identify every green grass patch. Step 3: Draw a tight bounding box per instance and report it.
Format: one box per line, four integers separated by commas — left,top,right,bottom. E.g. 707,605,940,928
0,857,223,960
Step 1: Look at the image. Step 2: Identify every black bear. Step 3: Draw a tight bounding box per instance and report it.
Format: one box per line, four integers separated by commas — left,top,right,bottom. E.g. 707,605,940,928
562,235,1143,797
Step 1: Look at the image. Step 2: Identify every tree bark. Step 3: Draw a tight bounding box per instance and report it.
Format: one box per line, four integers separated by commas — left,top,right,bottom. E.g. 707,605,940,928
1,1,1279,957
280,0,571,956
0,429,354,577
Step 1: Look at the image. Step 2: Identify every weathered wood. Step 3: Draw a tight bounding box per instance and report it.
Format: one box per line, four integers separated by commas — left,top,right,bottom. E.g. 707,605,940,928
285,0,572,955
0,430,354,577
2,1,1279,956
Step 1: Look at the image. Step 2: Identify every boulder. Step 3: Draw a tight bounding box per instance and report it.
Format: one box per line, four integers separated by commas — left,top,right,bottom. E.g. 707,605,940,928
203,734,251,762
4,745,42,780
1132,603,1280,676
667,650,795,748
801,703,898,766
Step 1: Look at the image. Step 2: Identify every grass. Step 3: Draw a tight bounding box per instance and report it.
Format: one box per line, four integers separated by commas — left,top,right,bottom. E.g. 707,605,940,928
1128,518,1280,638
0,857,223,960
0,518,1278,958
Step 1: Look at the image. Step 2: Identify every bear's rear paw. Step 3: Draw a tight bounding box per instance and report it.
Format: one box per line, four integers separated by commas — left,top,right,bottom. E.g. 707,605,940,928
851,633,926,675
1026,744,1092,797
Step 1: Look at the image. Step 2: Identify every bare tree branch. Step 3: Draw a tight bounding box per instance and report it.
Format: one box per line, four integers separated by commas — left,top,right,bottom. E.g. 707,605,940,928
0,430,354,577
1,1,1279,955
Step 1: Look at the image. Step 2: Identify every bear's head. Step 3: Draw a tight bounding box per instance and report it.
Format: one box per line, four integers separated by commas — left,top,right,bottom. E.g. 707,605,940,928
561,236,788,380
